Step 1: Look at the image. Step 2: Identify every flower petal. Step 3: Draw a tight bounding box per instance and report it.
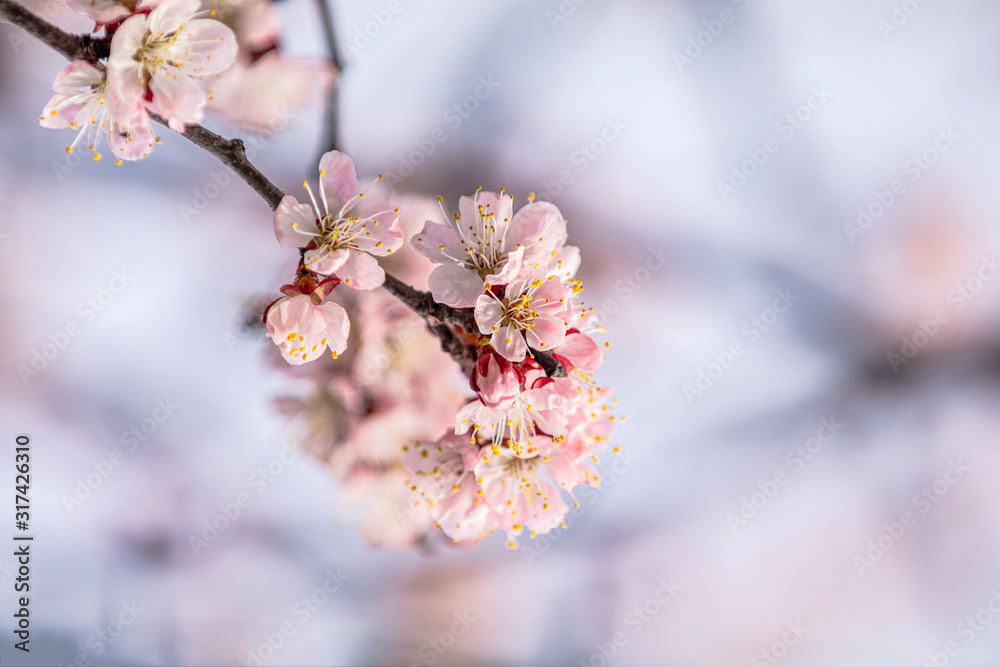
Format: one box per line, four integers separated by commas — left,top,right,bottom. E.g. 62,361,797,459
319,150,359,216
147,0,200,36
525,316,567,351
552,332,602,371
274,195,318,248
106,109,157,161
410,220,464,264
484,246,524,287
548,244,581,280
428,264,485,308
174,19,238,75
350,203,403,256
317,301,350,354
148,70,206,130
508,201,566,256
491,324,526,362
337,249,384,290
52,60,103,92
107,15,148,106
305,247,349,275
474,294,505,334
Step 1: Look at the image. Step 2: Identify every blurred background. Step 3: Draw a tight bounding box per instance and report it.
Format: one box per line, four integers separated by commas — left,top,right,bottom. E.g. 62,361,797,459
4,0,1000,665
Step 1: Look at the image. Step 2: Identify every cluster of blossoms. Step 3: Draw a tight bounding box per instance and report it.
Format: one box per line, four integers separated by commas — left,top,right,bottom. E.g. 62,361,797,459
265,159,619,550
402,190,617,550
18,0,619,551
39,0,331,161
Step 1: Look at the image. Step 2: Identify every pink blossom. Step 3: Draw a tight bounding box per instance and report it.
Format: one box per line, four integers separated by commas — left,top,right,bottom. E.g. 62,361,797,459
551,329,604,372
470,346,522,410
209,53,334,129
65,0,153,24
40,61,156,162
456,371,568,457
107,0,238,133
202,0,279,52
340,464,433,550
473,447,570,549
411,190,568,307
403,433,490,543
474,274,571,362
264,288,349,365
273,151,403,290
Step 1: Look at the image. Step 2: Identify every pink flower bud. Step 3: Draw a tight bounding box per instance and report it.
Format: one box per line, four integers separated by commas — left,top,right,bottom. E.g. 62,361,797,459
470,347,523,410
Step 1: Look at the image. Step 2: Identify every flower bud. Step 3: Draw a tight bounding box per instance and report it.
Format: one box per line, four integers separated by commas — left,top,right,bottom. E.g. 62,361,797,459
470,346,523,410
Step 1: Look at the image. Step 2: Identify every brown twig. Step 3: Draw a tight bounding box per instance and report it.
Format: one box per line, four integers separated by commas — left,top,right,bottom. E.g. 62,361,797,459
0,0,110,61
1,0,568,377
381,273,477,335
315,0,342,155
155,115,285,210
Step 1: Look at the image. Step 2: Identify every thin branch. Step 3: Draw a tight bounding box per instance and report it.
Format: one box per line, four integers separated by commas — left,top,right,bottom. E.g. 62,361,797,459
382,274,567,378
381,273,477,335
0,0,285,211
0,0,110,61
430,323,477,376
155,115,285,210
1,0,568,377
316,0,341,155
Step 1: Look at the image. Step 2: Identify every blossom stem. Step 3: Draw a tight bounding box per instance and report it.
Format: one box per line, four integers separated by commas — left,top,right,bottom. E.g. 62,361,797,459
0,0,567,377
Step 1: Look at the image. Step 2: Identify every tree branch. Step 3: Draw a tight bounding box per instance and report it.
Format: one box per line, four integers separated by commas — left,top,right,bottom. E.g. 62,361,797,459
316,0,342,155
0,0,285,211
381,274,567,378
0,0,110,61
381,273,476,334
1,0,568,377
158,115,285,210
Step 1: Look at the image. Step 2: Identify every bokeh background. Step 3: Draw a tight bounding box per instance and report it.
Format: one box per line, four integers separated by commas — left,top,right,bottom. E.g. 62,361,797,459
4,0,1000,665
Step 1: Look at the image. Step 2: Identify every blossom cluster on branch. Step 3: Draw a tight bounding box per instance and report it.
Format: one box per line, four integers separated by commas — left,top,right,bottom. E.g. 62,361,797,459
36,0,331,161
3,0,621,551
